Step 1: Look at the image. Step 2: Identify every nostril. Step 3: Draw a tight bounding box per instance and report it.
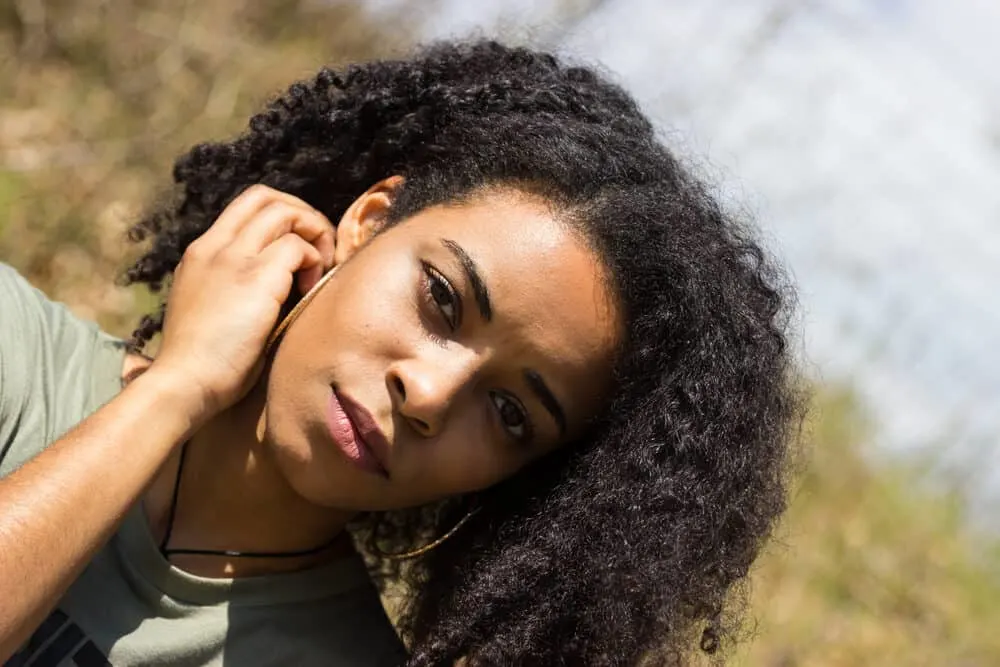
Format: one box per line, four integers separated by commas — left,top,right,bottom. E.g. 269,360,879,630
390,374,430,434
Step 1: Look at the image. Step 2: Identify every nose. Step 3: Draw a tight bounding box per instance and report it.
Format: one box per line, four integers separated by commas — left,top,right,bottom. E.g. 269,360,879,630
387,351,480,438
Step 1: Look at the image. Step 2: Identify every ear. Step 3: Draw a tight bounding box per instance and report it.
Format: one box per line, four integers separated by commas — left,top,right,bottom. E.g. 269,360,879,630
333,175,404,267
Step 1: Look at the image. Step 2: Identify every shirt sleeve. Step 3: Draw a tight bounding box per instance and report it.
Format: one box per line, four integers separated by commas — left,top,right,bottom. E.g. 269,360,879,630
0,263,45,457
0,263,124,475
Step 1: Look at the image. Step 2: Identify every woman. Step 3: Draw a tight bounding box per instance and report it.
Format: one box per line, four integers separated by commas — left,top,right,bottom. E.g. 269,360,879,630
0,40,799,666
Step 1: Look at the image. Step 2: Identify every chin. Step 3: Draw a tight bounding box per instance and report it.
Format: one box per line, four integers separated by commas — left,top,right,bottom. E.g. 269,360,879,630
263,424,386,510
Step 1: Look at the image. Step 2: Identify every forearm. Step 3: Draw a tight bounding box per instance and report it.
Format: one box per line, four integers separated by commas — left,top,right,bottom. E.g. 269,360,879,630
0,368,205,659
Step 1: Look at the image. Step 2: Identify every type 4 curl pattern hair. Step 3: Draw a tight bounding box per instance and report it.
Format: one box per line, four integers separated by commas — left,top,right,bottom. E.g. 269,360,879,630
123,40,802,666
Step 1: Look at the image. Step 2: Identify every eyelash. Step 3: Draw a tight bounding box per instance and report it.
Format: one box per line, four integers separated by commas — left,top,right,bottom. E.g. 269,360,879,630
418,262,534,445
420,262,461,332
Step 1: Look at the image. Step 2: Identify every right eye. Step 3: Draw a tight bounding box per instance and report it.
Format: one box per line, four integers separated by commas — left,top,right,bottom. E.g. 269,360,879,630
421,262,461,331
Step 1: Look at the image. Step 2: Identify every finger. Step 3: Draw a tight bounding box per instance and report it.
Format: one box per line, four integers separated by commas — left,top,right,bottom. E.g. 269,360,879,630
237,201,336,268
197,185,326,254
295,262,325,298
257,233,325,303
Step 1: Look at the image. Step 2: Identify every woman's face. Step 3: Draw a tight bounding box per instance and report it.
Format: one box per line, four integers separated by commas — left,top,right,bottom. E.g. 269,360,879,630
263,184,620,511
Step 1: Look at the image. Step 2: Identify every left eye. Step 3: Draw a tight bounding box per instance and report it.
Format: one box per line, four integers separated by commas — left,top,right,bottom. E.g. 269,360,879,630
490,391,531,443
424,264,459,330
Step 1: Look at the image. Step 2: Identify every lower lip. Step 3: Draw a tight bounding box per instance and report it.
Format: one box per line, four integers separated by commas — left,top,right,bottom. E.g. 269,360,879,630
326,390,387,478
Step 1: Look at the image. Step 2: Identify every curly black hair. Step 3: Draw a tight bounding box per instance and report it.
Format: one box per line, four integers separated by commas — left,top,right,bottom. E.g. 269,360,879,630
123,40,801,666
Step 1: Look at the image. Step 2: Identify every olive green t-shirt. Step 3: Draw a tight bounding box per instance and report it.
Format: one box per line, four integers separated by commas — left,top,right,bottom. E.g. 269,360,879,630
0,263,406,666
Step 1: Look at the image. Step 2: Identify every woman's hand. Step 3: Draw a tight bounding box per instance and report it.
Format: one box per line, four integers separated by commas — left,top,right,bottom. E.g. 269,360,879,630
151,185,336,418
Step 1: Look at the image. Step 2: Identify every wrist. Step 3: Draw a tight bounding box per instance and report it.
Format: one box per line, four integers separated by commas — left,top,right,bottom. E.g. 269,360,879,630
130,363,218,435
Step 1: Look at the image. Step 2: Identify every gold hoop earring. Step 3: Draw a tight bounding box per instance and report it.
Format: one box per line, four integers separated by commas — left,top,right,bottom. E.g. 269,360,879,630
376,509,479,561
264,267,339,357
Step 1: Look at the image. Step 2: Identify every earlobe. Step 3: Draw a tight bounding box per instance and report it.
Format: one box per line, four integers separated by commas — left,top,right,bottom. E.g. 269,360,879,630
333,175,404,266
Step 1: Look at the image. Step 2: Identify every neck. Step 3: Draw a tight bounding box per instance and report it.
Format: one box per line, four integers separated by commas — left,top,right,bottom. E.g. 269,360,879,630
145,377,356,578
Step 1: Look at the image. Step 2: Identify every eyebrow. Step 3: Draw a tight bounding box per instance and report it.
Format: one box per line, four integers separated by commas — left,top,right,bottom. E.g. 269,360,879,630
441,238,492,322
524,369,567,437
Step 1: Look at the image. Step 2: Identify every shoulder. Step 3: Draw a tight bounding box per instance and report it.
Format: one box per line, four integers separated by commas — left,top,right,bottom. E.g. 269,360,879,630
0,263,109,357
0,263,127,472
0,263,58,423
0,261,51,324
0,262,131,377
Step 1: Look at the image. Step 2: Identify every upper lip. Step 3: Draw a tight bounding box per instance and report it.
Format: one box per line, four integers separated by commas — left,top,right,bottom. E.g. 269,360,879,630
335,389,391,478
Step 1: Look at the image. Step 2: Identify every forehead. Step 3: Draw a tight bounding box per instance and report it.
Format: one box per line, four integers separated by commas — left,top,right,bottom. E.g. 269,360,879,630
393,190,621,430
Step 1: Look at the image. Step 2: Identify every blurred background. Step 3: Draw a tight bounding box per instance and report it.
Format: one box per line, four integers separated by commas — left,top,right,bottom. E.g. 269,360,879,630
1,0,997,664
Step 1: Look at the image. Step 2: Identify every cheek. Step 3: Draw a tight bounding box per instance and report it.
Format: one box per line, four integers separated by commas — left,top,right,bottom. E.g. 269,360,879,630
328,261,421,351
261,368,326,463
407,413,526,497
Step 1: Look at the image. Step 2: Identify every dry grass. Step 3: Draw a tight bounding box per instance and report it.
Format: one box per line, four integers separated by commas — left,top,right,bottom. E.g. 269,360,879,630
0,0,410,334
735,391,1000,667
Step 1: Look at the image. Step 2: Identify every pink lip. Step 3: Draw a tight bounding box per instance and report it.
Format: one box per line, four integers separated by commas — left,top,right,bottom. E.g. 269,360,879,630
326,388,390,479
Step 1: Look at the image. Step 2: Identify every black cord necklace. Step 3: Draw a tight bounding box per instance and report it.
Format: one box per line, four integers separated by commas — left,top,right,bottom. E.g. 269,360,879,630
158,441,341,560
